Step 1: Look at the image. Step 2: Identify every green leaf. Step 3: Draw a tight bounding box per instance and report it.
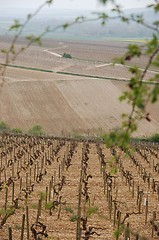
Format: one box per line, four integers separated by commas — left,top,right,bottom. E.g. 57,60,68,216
113,56,125,65
46,0,54,6
26,35,34,41
63,23,69,29
154,3,159,12
130,123,137,132
1,49,7,54
65,206,74,214
9,20,21,31
98,0,109,4
70,215,78,222
153,20,159,27
10,46,15,55
146,34,159,54
127,44,141,58
119,93,127,102
136,14,144,24
129,68,137,75
34,37,42,45
151,85,159,103
75,16,85,23
152,54,159,67
121,16,129,23
147,4,154,8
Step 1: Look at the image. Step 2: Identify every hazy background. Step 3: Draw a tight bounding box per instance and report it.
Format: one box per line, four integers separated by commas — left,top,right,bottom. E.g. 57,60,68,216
0,0,156,40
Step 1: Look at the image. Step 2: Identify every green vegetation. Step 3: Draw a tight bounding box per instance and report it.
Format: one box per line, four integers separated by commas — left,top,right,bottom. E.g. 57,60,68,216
0,121,10,132
149,133,159,142
27,124,45,136
86,206,98,217
11,128,22,134
0,121,46,137
63,53,72,59
1,120,159,143
65,206,78,222
45,202,53,210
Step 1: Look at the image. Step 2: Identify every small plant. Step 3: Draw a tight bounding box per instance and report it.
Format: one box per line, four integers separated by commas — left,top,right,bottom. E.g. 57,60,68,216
65,206,78,222
12,128,22,134
0,121,10,133
86,206,98,218
45,201,53,210
113,225,124,240
27,124,45,136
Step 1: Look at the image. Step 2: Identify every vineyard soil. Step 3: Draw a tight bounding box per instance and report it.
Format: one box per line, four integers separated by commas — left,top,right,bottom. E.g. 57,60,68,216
0,135,159,239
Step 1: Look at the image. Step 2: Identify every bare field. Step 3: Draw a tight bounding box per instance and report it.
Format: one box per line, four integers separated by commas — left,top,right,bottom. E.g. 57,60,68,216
0,37,158,77
0,37,159,137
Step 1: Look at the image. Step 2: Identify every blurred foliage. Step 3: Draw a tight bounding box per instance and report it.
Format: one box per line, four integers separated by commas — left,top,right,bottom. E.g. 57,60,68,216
0,121,10,132
11,128,22,134
27,124,45,136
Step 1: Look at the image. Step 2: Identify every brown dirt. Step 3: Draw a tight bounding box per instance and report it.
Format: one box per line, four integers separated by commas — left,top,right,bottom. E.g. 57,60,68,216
0,38,159,137
0,135,159,239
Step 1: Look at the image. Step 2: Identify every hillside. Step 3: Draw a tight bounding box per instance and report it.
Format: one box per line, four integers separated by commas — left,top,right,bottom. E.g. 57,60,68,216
0,38,159,137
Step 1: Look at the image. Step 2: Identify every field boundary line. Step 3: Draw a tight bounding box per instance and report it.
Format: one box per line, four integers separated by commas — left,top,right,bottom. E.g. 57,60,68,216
0,63,159,85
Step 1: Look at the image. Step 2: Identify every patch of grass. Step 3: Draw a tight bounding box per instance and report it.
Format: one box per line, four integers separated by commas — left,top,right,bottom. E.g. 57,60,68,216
45,201,53,210
70,215,78,222
86,206,99,217
65,206,74,214
12,128,22,134
0,208,15,216
149,133,159,142
65,206,77,222
132,133,159,143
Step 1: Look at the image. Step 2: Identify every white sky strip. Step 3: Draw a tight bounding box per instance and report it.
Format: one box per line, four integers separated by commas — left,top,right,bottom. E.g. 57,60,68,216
0,0,154,10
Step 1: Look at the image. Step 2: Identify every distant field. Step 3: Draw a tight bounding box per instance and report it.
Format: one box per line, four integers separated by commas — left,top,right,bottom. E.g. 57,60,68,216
0,37,159,137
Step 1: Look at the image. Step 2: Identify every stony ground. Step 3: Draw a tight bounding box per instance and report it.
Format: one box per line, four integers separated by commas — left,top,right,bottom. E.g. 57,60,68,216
0,135,159,239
